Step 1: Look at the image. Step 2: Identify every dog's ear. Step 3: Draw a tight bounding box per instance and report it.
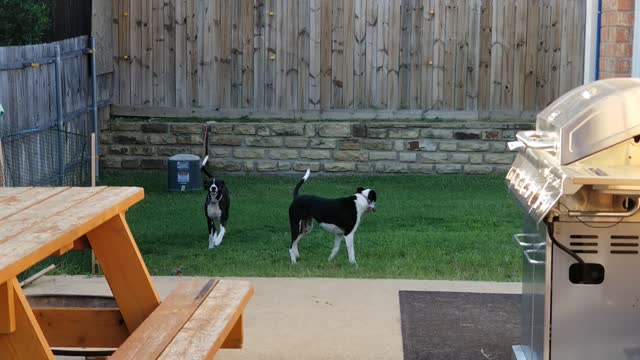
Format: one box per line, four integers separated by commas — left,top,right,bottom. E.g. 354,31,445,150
356,186,364,193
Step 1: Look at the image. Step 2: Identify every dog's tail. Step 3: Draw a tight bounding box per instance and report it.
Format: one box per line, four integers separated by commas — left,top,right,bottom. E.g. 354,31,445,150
201,155,213,178
293,169,311,198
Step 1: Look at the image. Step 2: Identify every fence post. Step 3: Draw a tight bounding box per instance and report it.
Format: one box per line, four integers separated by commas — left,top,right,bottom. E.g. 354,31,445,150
54,45,64,186
89,37,99,181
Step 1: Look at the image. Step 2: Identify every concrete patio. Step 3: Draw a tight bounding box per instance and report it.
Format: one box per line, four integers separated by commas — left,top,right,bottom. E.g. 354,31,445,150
28,276,520,360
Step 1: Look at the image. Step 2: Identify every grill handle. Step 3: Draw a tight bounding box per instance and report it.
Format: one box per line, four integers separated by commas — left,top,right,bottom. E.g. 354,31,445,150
513,233,540,247
515,131,556,150
524,249,546,265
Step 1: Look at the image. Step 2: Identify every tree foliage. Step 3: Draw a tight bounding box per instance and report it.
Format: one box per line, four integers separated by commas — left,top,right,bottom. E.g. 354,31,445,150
0,0,50,46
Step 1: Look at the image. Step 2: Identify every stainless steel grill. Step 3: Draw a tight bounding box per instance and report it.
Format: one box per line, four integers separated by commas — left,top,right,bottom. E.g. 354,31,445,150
506,78,640,360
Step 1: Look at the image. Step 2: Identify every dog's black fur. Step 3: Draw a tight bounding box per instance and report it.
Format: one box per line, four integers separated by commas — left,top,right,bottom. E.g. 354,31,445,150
288,169,376,264
202,157,230,248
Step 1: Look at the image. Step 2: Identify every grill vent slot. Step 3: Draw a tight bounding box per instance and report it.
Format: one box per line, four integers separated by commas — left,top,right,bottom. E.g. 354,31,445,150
573,250,598,254
570,242,598,246
611,235,639,240
611,250,639,255
570,235,598,239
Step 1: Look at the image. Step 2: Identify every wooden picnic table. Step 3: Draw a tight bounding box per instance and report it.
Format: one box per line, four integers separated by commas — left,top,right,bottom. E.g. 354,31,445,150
0,187,253,359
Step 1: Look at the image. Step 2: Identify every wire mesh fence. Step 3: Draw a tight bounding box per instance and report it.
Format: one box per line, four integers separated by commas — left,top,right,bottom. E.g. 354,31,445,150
0,127,91,187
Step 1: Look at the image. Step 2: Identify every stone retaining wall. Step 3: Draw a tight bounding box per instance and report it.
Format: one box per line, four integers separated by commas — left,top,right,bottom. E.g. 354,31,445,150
100,120,534,174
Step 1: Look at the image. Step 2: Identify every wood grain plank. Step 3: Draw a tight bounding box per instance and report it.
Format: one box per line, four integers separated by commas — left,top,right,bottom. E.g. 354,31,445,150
175,0,187,107
343,0,355,109
410,0,422,109
503,0,516,109
120,0,132,105
388,0,401,109
265,0,277,109
231,0,243,108
196,0,208,106
477,0,491,110
522,0,539,110
87,212,160,332
536,0,551,110
298,0,310,110
220,0,232,108
465,0,480,110
332,0,345,108
489,0,503,109
111,279,217,360
511,0,527,111
158,280,254,360
443,0,456,109
152,0,166,106
0,187,66,222
431,0,445,109
320,0,332,109
32,307,128,348
0,278,54,360
275,0,286,109
164,0,177,107
186,0,197,106
309,0,322,109
399,0,413,109
365,0,378,107
353,0,366,109
548,0,562,104
130,0,142,105
0,280,15,333
454,0,467,110
0,188,106,244
0,187,144,285
242,0,255,108
253,0,266,109
558,0,572,96
212,0,223,107
286,0,299,110
378,0,389,108
421,0,434,109
141,0,154,106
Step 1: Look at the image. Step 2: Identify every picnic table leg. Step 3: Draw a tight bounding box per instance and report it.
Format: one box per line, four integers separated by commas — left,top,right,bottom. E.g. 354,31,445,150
0,278,54,359
87,212,161,332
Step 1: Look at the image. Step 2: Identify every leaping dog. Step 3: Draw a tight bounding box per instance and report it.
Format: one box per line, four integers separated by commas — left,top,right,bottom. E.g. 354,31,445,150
201,156,230,249
287,169,377,265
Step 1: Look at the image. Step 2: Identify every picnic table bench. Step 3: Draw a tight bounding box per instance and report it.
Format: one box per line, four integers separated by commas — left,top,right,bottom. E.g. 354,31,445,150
0,186,253,359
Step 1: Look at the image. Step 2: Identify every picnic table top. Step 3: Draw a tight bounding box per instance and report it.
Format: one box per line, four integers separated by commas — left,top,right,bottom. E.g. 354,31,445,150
0,186,144,285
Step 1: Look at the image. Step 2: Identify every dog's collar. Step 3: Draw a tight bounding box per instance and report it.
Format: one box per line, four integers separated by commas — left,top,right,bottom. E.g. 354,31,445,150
356,192,371,205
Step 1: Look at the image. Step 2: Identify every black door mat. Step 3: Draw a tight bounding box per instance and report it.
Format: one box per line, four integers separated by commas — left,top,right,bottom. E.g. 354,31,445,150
399,291,520,360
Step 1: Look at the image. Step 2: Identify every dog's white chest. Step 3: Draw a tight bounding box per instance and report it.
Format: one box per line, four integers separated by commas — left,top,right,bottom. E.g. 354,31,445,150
207,202,222,219
319,222,344,234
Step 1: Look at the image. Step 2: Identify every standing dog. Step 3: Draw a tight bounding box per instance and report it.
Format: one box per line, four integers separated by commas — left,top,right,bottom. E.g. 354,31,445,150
288,169,377,264
202,156,230,249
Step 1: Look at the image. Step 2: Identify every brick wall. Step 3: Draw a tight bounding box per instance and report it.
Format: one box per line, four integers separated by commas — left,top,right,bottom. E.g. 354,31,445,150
599,0,635,78
101,120,534,175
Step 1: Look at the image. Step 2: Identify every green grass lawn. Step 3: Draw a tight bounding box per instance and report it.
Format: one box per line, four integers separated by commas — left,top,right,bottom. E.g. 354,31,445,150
41,171,523,281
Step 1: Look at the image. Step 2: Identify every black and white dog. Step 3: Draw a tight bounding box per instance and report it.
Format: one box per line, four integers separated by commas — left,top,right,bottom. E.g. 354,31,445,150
201,156,230,249
288,169,377,265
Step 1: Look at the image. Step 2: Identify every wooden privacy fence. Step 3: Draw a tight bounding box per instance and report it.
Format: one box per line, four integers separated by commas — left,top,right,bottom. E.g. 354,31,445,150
112,0,586,115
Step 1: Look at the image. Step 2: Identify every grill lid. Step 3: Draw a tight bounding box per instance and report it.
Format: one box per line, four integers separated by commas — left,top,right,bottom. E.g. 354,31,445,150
518,78,640,165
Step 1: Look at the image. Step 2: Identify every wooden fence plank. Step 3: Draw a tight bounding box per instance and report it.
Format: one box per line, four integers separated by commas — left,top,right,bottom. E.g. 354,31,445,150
119,0,131,105
500,0,515,109
253,0,266,109
454,0,467,110
431,0,445,109
142,0,153,106
231,0,242,108
220,0,232,108
343,0,355,109
211,0,222,107
275,0,285,109
377,0,388,108
243,0,255,108
536,0,551,110
130,0,142,105
388,0,401,109
298,0,310,110
399,0,412,109
265,0,276,109
477,0,491,110
409,0,422,109
353,0,366,108
164,0,176,106
286,0,299,110
175,0,187,107
365,0,378,106
522,0,539,110
443,0,456,109
559,0,572,96
511,0,527,111
465,0,480,111
309,0,322,109
185,0,197,106
332,0,344,108
421,0,434,109
320,0,332,109
152,0,165,106
489,0,503,109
